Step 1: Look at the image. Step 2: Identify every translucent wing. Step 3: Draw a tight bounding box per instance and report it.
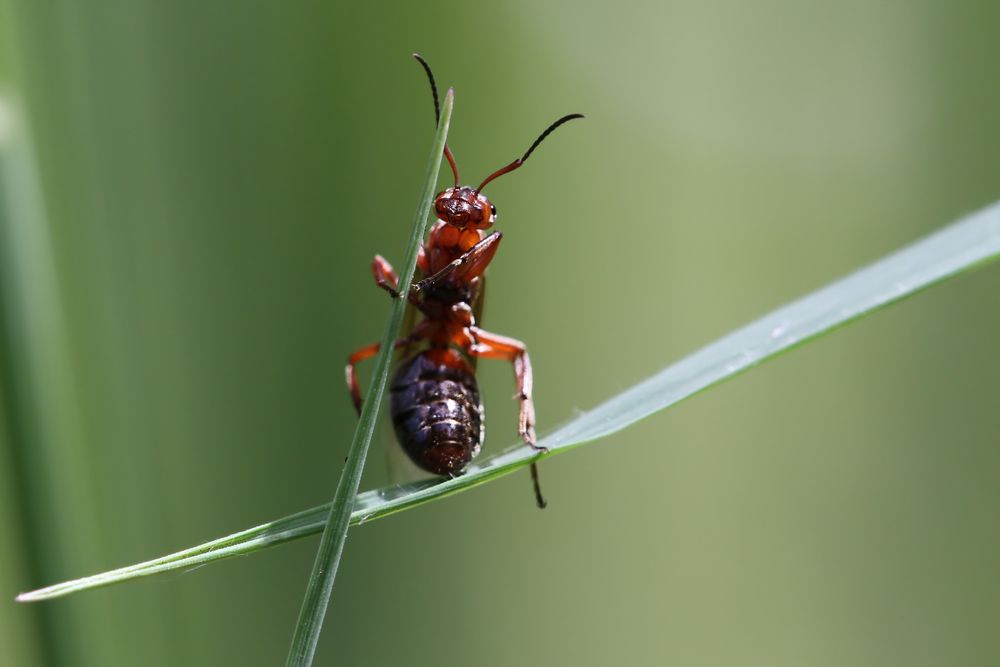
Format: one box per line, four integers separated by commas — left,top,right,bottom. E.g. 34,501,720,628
397,293,421,359
385,265,429,484
469,274,486,371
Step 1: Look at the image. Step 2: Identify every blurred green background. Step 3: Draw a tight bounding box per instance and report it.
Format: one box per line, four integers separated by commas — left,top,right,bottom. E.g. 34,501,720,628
2,1,1000,665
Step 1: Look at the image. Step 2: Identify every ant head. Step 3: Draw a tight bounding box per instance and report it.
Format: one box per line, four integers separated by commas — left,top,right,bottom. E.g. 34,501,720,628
412,54,583,231
434,186,496,230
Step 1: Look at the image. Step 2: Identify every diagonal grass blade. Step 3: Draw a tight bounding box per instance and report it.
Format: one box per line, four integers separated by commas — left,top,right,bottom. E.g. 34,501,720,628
17,198,1000,604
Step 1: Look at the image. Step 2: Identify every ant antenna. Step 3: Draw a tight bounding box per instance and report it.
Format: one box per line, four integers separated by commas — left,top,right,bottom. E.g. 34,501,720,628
413,53,460,188
476,113,584,193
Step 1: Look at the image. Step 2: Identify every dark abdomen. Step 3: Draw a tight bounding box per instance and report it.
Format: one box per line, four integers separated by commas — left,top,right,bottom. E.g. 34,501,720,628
390,348,484,476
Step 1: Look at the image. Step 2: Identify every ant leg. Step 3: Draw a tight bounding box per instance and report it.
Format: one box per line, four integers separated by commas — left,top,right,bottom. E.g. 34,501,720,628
467,326,537,448
372,255,401,298
346,327,429,414
467,326,547,509
414,232,502,293
417,244,428,273
346,342,381,415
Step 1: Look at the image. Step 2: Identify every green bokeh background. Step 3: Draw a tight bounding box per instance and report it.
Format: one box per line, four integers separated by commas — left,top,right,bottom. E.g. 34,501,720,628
2,1,999,665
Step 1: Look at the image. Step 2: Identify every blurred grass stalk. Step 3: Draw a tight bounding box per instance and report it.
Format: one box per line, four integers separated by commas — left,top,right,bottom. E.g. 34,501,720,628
0,88,118,665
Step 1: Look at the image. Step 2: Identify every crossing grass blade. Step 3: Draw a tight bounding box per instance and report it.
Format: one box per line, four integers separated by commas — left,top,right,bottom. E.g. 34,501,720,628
282,90,453,667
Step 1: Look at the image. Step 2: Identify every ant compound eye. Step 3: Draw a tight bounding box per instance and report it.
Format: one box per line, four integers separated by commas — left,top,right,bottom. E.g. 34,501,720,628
490,204,497,216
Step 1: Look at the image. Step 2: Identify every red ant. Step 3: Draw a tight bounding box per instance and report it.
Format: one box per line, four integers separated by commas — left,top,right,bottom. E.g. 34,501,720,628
346,54,582,508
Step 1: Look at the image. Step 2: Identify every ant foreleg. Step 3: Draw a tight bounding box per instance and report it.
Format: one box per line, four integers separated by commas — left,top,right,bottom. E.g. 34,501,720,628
413,232,502,294
371,254,401,298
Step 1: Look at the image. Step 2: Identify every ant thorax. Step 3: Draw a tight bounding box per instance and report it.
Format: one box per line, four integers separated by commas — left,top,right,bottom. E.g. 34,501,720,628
425,219,484,275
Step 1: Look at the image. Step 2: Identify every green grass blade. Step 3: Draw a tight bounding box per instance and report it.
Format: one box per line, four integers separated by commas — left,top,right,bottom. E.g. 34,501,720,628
283,89,453,667
17,198,1000,604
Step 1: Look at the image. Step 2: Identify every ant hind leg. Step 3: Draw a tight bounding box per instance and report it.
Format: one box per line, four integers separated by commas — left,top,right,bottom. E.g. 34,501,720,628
466,326,548,509
345,327,430,414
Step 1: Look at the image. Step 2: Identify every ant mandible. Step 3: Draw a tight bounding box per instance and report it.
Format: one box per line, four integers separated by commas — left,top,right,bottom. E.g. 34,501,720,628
346,54,582,508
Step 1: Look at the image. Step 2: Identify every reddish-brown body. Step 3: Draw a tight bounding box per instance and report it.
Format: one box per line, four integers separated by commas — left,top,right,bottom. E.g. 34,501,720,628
345,55,581,506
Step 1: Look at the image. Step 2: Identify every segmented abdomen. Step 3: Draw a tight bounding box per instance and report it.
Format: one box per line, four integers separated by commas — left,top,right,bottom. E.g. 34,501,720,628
389,348,484,476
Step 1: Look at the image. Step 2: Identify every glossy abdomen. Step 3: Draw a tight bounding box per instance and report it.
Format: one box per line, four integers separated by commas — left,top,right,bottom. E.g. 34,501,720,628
389,348,484,476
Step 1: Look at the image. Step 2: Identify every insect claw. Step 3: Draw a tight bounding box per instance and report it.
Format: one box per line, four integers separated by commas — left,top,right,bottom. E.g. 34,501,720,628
519,423,538,447
376,282,402,299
